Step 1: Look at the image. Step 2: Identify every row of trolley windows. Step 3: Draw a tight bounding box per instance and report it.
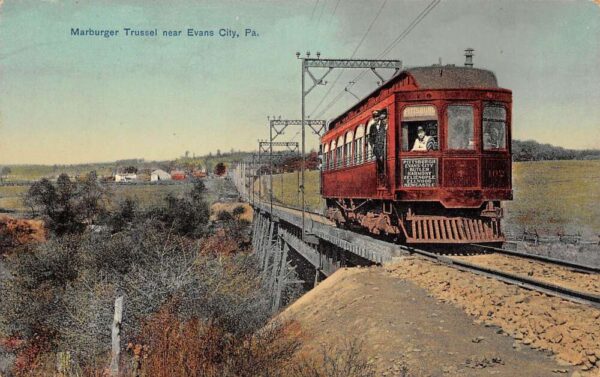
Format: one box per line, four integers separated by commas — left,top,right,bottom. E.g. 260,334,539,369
322,103,507,171
323,125,374,170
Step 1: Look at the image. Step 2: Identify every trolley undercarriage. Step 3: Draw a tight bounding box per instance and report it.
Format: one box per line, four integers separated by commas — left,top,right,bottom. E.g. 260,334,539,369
326,199,504,244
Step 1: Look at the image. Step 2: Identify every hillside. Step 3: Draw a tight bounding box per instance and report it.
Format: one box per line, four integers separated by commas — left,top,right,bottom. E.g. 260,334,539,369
512,140,600,161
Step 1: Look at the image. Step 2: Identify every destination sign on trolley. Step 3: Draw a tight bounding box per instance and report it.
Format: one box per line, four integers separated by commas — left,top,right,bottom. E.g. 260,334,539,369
402,158,438,187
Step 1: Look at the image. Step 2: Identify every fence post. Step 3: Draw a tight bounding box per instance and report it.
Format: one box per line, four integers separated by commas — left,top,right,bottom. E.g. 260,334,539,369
110,296,124,377
56,351,71,377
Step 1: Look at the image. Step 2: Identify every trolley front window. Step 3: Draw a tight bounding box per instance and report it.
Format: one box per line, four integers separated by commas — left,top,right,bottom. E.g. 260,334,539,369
483,105,507,150
401,105,438,152
447,105,475,150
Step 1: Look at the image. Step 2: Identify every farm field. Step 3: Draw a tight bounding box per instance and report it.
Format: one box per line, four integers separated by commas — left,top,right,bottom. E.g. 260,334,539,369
259,160,600,240
0,182,195,215
2,164,115,181
504,160,600,239
261,170,324,212
2,160,598,238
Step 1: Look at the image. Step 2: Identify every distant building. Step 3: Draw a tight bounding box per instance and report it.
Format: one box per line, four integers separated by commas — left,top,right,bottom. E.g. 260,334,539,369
115,173,137,182
151,169,171,182
170,170,187,181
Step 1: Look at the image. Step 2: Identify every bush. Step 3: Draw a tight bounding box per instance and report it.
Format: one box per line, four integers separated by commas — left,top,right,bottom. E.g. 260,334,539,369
0,217,271,372
146,180,210,238
107,197,137,233
131,305,300,377
24,172,108,236
286,339,378,377
232,205,246,218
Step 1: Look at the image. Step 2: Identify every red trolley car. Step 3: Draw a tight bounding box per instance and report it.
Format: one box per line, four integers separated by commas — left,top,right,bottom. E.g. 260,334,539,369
321,63,512,244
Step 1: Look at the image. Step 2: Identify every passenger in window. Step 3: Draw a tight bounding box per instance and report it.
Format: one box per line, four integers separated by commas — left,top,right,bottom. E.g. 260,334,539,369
484,126,500,149
483,132,494,149
411,126,437,151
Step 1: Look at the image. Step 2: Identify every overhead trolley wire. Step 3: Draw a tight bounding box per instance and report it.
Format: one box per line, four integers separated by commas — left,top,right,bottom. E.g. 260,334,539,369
310,0,320,20
314,0,441,119
309,0,389,118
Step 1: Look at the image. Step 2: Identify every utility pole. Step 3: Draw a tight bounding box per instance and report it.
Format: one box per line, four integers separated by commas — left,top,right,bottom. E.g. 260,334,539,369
267,118,326,228
258,140,299,214
296,52,402,239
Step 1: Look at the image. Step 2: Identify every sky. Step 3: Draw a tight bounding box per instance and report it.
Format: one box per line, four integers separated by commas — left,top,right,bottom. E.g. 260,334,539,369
0,0,598,164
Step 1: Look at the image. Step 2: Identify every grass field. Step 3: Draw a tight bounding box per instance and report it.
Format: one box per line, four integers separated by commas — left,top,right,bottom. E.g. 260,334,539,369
0,183,195,214
260,171,324,212
257,160,600,239
504,160,600,238
2,164,115,181
2,161,598,238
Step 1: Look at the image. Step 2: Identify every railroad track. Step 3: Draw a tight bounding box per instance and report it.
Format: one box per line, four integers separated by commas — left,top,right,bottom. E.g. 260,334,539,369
400,245,600,309
469,242,600,274
253,201,600,309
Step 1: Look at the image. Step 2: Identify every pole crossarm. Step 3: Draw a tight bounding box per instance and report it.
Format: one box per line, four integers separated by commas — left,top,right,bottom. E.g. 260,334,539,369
270,119,327,139
302,58,403,96
258,141,299,154
303,58,403,69
250,153,294,164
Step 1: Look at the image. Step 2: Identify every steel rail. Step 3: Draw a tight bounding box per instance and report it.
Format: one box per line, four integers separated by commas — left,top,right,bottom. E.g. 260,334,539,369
469,243,600,275
399,245,600,309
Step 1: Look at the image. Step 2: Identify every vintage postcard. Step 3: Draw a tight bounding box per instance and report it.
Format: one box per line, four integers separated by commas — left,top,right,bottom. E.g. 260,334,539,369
0,1,599,376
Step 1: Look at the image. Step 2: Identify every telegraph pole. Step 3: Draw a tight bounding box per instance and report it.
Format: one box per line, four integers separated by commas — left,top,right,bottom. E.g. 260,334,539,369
258,140,299,214
267,118,326,237
296,52,402,239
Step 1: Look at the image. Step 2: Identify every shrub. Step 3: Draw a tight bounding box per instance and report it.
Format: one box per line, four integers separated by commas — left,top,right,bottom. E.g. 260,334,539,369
0,217,270,372
132,305,300,377
286,339,378,377
146,180,210,238
24,172,108,236
107,197,137,233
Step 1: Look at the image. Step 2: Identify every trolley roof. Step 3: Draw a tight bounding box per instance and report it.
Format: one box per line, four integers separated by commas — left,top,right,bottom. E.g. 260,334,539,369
327,65,503,130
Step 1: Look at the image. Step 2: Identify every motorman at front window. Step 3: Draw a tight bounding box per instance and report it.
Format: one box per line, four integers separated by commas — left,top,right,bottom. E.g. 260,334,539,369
411,126,437,151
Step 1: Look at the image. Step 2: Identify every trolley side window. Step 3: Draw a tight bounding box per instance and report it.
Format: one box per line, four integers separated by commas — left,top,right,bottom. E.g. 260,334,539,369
401,105,438,152
344,131,354,166
329,140,336,169
336,135,344,168
447,105,475,150
354,124,365,164
483,105,507,150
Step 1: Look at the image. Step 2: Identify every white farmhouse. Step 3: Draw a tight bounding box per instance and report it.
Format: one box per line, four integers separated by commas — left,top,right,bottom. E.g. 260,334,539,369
114,173,137,182
151,169,171,182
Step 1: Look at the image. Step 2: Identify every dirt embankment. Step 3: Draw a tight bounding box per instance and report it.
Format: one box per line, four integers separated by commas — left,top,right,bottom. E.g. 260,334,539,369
386,256,600,375
280,265,580,377
0,215,45,252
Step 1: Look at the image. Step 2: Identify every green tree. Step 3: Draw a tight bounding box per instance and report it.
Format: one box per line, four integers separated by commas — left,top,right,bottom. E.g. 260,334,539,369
123,166,138,174
77,171,109,225
214,162,227,176
149,180,210,238
25,172,109,236
0,166,11,182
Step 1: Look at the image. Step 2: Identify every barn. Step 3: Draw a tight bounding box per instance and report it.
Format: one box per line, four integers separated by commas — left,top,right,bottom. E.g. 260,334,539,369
151,169,171,182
